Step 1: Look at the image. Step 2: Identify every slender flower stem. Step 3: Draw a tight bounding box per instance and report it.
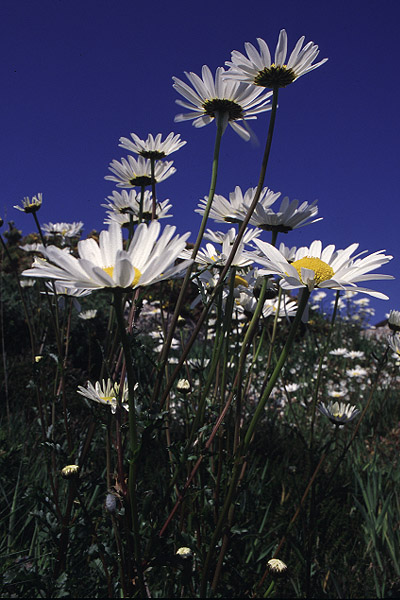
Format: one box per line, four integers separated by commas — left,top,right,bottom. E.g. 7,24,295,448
150,157,157,220
309,290,340,449
201,288,310,595
151,111,225,406
157,88,280,411
112,289,146,596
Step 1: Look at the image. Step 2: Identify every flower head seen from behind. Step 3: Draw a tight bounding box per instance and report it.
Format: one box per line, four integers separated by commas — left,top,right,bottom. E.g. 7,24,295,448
105,155,176,188
14,193,43,214
42,221,84,241
173,65,273,141
317,401,360,425
249,196,321,233
195,186,280,225
22,221,192,291
102,190,172,226
119,132,186,159
249,240,393,299
225,29,328,89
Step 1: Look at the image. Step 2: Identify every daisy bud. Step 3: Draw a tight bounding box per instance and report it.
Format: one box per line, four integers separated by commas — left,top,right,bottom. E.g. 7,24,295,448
388,310,400,332
176,547,193,558
177,379,191,394
267,558,288,576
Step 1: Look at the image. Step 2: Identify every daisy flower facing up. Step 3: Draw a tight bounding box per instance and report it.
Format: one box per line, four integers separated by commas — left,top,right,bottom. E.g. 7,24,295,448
173,65,273,141
22,221,192,290
77,379,129,413
317,401,360,425
105,155,176,188
225,29,328,89
119,132,186,159
14,193,43,214
248,240,393,299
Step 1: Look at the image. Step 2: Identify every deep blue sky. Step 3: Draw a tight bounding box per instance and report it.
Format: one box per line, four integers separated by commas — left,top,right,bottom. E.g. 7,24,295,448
1,0,399,321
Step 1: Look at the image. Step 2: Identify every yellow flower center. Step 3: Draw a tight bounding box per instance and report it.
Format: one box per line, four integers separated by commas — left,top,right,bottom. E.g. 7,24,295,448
101,395,116,404
103,265,141,287
291,257,334,286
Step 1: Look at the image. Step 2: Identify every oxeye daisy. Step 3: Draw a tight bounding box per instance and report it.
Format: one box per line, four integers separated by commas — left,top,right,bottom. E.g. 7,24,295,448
172,65,273,141
21,221,192,290
118,132,186,159
14,193,43,214
247,240,393,299
388,309,400,332
248,196,321,233
195,186,280,225
317,401,360,425
42,221,84,240
388,333,400,356
224,29,328,89
181,227,254,268
105,155,176,188
102,190,172,226
77,379,129,413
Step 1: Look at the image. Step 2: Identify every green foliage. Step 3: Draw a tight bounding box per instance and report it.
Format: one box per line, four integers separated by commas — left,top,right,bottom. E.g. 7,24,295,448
1,240,400,599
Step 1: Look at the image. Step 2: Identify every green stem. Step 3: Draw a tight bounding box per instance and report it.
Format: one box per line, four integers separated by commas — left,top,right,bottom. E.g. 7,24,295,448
157,88,280,411
150,157,157,220
112,289,146,596
201,288,310,595
151,112,225,407
309,290,340,449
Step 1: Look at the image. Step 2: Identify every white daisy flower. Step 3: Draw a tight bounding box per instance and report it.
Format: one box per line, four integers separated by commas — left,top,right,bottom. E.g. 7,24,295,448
42,221,84,240
312,290,327,302
78,309,98,320
19,243,44,253
247,239,393,299
181,227,253,268
77,379,129,413
118,132,186,158
329,348,348,356
22,221,192,290
224,29,328,89
102,190,172,225
172,65,273,141
388,333,400,356
388,309,400,332
105,155,176,188
344,350,365,360
353,297,370,306
249,196,321,232
346,366,368,378
19,279,36,288
14,193,43,214
195,186,280,225
203,227,261,247
317,401,360,425
327,388,347,399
